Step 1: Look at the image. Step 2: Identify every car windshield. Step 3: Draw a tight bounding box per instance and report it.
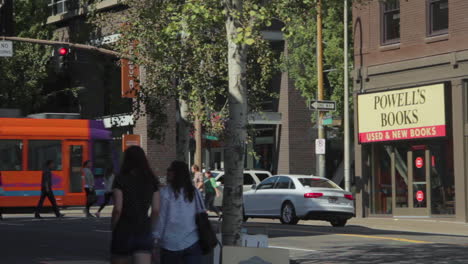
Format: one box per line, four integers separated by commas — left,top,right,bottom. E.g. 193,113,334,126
299,178,340,189
212,172,220,178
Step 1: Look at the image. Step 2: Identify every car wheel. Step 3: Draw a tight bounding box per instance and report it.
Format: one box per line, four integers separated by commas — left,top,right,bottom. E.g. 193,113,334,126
280,202,299,225
330,218,347,227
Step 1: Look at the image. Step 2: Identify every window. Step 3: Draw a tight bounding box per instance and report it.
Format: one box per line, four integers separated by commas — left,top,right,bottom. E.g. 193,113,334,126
243,174,255,185
275,177,293,189
381,0,400,44
93,140,112,177
298,178,341,189
0,140,23,171
48,0,79,16
428,0,448,36
255,173,270,182
257,177,278,190
216,175,225,184
28,140,62,171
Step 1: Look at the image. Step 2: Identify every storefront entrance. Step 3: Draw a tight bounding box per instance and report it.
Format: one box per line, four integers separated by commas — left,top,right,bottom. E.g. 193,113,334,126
371,142,455,217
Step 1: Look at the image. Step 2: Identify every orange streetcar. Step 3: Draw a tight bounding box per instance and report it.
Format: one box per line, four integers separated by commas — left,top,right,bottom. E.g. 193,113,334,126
0,118,115,208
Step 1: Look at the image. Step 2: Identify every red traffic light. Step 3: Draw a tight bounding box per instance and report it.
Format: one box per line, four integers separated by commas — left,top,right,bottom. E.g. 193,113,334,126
58,47,68,56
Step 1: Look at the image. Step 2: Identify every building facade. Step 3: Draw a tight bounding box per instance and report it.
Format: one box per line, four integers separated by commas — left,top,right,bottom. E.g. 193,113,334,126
353,0,468,221
45,0,342,178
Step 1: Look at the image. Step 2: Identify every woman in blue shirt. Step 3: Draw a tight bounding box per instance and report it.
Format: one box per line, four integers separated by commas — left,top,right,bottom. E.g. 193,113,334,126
153,160,203,264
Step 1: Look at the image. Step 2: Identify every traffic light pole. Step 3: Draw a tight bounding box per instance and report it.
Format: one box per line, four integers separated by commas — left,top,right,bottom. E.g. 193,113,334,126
0,36,122,58
316,0,326,178
344,0,351,192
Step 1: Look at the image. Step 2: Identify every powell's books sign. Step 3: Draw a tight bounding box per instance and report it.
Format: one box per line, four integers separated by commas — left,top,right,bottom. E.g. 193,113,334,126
357,84,446,143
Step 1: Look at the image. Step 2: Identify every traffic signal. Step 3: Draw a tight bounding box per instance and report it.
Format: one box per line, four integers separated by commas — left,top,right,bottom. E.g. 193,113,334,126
0,0,14,36
54,45,71,72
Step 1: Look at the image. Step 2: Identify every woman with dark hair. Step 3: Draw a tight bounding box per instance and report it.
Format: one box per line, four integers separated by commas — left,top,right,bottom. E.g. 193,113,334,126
111,146,160,264
153,160,203,263
95,163,115,218
82,160,96,218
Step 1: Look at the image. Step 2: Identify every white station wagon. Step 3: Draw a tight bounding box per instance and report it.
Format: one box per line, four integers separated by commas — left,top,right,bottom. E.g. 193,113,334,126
243,175,355,227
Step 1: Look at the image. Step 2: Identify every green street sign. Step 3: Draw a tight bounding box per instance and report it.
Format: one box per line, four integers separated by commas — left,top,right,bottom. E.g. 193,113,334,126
322,118,333,125
204,135,219,141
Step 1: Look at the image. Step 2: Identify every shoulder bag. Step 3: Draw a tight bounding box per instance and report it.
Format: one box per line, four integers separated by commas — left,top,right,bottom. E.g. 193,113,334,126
194,189,218,255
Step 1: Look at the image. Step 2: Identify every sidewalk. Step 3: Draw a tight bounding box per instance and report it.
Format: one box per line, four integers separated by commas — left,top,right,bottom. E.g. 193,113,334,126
347,217,468,236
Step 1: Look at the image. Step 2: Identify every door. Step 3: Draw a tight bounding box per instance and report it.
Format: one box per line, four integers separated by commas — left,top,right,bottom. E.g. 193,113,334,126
63,141,88,205
392,145,430,216
245,176,278,216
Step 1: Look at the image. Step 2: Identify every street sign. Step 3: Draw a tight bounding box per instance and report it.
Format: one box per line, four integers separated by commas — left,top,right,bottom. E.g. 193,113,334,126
416,190,424,202
315,139,326,155
0,41,13,57
309,100,336,111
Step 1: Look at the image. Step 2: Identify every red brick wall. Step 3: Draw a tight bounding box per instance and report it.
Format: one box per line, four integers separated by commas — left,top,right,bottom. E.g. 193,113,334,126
354,0,468,68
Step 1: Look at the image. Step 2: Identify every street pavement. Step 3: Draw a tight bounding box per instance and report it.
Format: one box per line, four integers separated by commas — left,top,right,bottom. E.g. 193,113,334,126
1,208,468,264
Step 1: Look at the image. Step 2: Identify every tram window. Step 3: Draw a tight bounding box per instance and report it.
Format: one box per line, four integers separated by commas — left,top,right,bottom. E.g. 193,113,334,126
28,140,62,171
93,140,112,176
0,140,23,171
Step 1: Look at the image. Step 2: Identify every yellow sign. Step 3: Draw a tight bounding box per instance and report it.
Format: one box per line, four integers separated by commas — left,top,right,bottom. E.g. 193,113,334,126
358,84,446,143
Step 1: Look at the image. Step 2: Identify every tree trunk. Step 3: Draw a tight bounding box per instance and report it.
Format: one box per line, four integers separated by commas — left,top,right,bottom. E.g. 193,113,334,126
176,99,190,162
194,114,203,169
222,0,248,246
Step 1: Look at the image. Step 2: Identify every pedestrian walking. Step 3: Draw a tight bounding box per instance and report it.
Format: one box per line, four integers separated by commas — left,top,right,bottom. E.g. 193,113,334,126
153,160,204,264
83,160,97,218
191,165,204,191
35,160,64,219
95,163,115,218
111,146,160,264
204,171,221,218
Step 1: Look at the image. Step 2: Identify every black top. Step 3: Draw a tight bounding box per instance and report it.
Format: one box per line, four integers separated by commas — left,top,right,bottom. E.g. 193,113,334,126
41,168,52,190
113,170,159,235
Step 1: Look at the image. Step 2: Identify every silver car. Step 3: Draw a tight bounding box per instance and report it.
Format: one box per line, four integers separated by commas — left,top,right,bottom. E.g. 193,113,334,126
243,175,355,227
211,170,272,207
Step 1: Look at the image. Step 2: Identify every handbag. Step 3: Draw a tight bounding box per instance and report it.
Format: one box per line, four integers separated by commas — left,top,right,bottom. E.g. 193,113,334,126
194,190,218,255
87,188,98,204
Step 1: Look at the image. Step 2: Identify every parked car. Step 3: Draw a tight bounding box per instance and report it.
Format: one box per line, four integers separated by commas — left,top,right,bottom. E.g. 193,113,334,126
243,175,355,227
211,170,273,207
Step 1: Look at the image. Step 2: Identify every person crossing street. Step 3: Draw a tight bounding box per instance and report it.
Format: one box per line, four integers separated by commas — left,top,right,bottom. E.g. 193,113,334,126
34,160,64,219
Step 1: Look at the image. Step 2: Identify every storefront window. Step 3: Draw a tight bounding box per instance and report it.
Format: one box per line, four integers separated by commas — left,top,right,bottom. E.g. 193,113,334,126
395,147,408,208
371,144,392,214
430,143,455,215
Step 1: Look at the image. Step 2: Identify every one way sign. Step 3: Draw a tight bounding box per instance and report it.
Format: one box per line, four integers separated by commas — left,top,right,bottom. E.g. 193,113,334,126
309,100,336,111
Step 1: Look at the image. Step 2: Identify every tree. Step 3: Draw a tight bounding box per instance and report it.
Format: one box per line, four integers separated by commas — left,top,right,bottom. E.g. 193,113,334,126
278,0,353,126
0,1,53,115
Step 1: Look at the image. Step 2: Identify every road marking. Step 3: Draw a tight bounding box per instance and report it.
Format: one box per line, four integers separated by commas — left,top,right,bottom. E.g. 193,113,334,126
0,223,24,226
269,246,318,253
264,227,433,244
337,234,432,244
95,230,111,233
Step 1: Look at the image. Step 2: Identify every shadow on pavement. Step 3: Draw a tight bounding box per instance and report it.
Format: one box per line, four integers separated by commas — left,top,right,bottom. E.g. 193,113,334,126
240,221,468,240
290,243,468,264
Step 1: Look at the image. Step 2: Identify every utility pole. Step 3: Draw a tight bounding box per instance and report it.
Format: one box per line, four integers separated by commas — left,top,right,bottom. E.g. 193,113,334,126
344,0,351,191
316,0,326,178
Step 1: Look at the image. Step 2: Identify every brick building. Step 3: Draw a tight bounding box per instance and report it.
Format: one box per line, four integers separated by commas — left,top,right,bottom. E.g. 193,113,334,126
353,0,468,221
44,0,332,178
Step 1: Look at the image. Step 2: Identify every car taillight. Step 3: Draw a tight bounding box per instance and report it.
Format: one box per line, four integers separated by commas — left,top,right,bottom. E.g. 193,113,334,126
304,193,323,198
344,194,354,200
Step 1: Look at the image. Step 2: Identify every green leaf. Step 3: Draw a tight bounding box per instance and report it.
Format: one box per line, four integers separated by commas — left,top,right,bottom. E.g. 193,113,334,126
245,38,255,45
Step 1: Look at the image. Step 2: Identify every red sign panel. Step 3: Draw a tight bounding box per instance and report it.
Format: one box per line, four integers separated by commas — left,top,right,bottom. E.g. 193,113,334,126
416,190,424,202
359,125,446,143
121,58,140,98
122,134,141,152
415,157,424,169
